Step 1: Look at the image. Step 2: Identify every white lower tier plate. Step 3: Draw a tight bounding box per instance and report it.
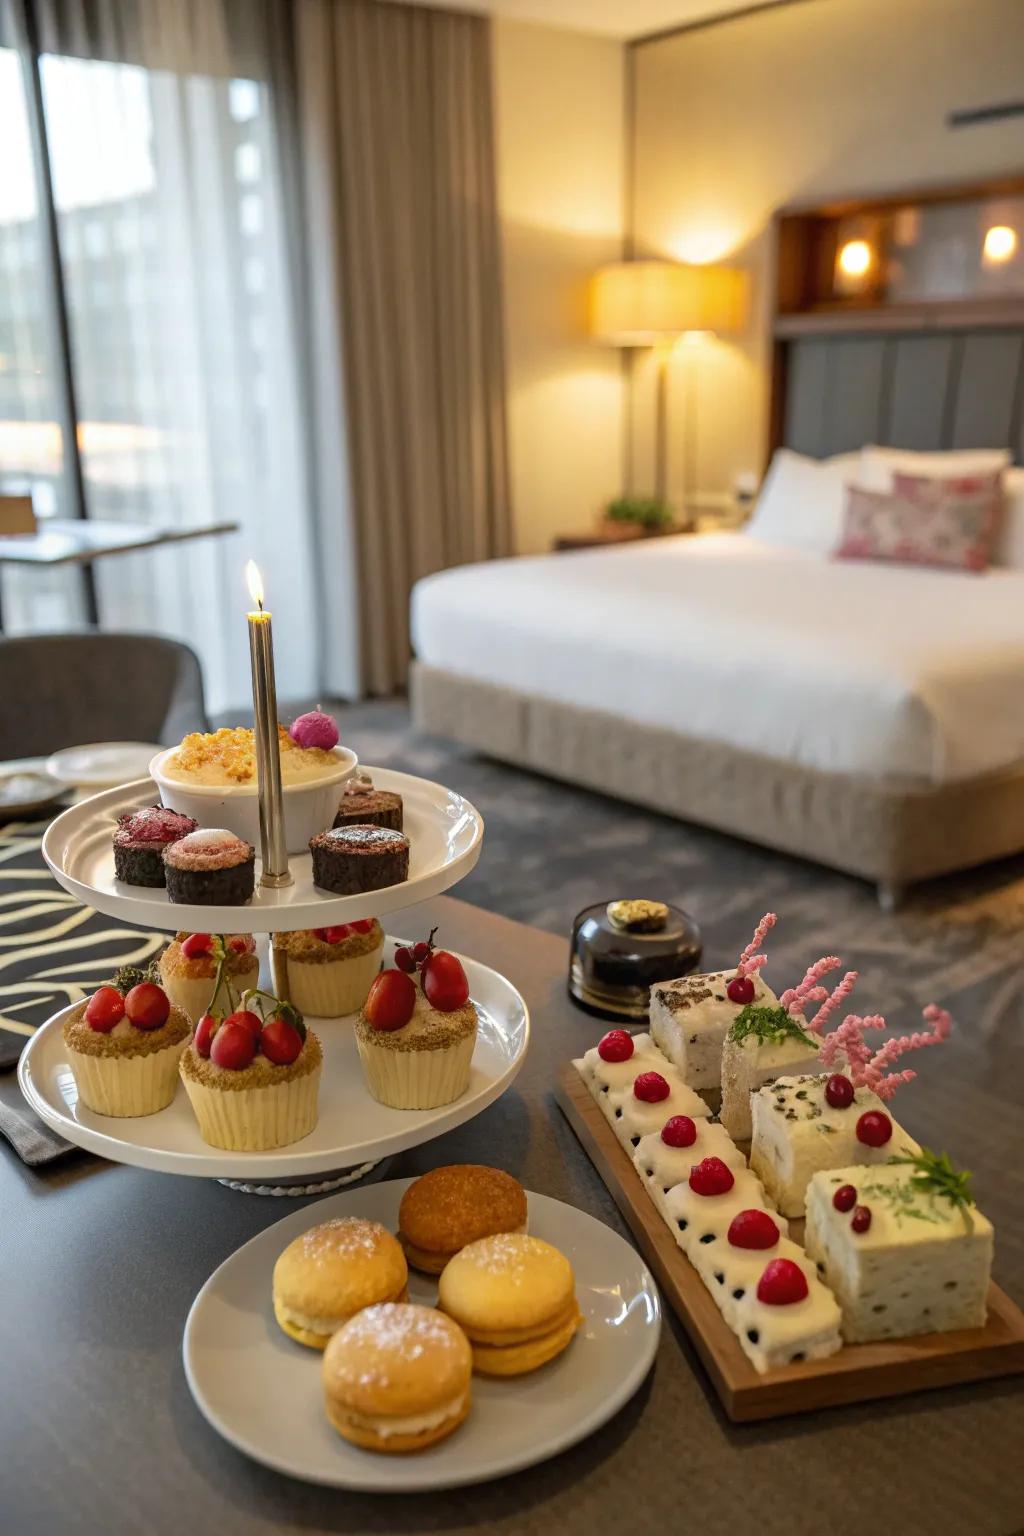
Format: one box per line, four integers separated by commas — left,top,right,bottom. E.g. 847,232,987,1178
41,765,483,932
183,1179,661,1490
17,943,527,1179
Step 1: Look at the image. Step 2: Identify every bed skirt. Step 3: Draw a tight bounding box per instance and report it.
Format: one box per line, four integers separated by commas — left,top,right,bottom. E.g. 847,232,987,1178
410,661,1024,888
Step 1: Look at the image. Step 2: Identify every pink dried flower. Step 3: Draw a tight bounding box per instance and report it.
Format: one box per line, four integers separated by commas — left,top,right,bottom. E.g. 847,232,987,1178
808,970,859,1035
780,955,840,1016
817,1004,952,1101
735,912,777,978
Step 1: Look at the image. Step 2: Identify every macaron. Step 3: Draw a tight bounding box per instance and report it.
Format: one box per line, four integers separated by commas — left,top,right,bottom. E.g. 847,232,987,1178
272,1217,408,1350
398,1164,528,1274
438,1233,582,1376
322,1303,472,1453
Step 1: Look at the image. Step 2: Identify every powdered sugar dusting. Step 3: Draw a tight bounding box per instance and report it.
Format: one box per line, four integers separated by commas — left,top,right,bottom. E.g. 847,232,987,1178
338,1303,466,1390
457,1232,550,1284
323,825,406,848
299,1217,390,1264
176,828,248,852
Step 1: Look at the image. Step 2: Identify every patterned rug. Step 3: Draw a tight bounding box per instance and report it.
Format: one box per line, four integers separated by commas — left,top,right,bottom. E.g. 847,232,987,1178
3,699,1023,1061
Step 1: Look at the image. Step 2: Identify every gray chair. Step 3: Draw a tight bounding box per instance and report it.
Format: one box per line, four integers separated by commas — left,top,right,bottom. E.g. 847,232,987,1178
0,632,210,760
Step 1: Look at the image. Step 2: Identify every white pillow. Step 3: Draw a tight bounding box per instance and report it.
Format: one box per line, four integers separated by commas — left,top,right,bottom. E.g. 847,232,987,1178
994,466,1024,569
747,449,858,553
857,445,1012,492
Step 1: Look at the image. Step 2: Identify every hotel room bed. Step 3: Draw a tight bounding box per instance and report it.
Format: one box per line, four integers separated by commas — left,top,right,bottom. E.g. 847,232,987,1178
410,451,1024,902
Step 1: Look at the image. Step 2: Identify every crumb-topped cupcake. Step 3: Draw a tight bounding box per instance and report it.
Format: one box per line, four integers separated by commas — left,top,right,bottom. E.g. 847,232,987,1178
159,932,259,1023
354,931,476,1109
271,919,383,1018
113,805,197,888
63,980,190,1116
164,828,255,906
178,989,321,1150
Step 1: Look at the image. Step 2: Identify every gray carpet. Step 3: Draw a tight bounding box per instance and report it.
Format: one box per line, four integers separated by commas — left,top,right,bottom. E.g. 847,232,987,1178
329,699,1024,1037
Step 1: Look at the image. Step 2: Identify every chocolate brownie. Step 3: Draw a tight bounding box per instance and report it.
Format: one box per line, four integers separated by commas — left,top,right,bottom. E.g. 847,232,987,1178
309,825,410,895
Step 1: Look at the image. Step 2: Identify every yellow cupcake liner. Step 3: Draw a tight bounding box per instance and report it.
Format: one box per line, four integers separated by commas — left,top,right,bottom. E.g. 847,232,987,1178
277,945,384,1019
356,1030,476,1110
160,962,259,1025
180,1066,321,1151
68,1039,186,1117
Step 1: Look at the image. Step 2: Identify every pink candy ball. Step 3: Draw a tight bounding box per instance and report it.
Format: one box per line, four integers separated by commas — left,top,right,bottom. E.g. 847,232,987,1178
288,709,340,751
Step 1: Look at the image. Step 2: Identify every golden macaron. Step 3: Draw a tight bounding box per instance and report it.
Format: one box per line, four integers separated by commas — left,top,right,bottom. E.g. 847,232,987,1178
398,1164,528,1274
272,1217,408,1350
322,1302,472,1453
438,1233,582,1376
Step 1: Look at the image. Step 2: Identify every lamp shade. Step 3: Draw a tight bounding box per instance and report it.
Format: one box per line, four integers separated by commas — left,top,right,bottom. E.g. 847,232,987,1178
590,259,747,345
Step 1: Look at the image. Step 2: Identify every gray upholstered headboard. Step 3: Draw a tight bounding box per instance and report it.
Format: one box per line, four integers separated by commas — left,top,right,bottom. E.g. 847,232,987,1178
783,328,1024,461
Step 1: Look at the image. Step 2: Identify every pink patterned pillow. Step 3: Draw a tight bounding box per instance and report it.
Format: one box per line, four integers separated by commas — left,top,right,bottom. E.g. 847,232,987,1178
835,472,1002,572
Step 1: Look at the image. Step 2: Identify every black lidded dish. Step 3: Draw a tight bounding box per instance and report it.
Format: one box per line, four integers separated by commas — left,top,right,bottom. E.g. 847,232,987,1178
569,899,702,1022
310,824,410,895
163,829,256,906
112,806,198,888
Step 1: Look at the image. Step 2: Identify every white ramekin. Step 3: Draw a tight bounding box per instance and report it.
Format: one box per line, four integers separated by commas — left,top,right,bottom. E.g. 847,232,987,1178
149,745,358,855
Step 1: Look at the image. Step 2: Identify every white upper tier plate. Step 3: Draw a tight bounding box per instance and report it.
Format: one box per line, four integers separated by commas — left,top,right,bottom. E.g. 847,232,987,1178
40,765,483,932
183,1179,661,1491
18,941,527,1179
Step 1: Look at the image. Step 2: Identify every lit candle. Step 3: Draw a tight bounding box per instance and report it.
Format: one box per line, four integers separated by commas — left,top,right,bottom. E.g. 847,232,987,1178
246,560,292,888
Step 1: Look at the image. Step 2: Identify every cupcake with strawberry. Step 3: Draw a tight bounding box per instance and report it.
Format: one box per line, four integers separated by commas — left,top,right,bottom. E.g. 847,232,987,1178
270,919,383,1018
159,932,259,1024
62,979,190,1117
354,930,477,1110
178,961,321,1151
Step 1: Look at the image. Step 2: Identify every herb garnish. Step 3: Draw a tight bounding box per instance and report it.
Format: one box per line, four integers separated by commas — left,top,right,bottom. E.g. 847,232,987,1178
728,1003,816,1050
886,1148,975,1232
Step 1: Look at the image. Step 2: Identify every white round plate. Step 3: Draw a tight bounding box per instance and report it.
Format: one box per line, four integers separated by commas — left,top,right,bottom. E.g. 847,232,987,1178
46,741,162,787
0,769,64,816
41,765,483,931
183,1179,661,1490
17,940,527,1179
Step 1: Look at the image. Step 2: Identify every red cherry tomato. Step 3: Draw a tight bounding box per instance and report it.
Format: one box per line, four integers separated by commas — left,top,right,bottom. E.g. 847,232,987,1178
210,1019,256,1070
84,986,125,1032
228,935,256,954
181,933,213,960
223,1008,262,1041
364,969,417,1031
194,1013,218,1058
421,950,470,1012
260,1016,304,1065
124,983,170,1031
314,925,351,945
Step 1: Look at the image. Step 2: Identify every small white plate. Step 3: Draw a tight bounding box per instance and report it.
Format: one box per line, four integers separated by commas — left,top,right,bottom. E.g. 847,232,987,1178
183,1179,661,1490
0,770,64,816
41,765,483,932
46,741,162,787
18,940,528,1180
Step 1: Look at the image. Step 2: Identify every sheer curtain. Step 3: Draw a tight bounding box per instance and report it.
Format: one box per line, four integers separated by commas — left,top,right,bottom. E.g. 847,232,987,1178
0,0,350,713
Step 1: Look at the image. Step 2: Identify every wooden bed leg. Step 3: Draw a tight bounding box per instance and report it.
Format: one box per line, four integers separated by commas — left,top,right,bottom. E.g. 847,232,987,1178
876,881,906,913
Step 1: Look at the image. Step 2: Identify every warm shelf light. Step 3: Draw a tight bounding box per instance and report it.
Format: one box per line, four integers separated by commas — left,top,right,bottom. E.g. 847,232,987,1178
982,224,1018,265
837,239,872,278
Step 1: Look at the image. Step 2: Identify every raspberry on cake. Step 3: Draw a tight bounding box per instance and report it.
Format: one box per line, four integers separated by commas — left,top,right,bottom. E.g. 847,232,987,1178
649,912,779,1099
113,805,198,888
804,1151,993,1344
158,932,259,1024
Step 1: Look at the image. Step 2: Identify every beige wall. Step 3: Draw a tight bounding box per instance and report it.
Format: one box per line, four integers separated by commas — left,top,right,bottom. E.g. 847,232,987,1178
631,0,1024,504
493,18,625,553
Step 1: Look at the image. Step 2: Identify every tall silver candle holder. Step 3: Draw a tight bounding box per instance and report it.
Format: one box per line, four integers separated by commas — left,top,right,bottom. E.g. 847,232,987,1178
246,561,293,889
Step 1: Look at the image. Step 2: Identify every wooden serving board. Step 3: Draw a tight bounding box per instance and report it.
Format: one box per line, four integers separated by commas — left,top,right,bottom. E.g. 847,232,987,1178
556,1063,1024,1422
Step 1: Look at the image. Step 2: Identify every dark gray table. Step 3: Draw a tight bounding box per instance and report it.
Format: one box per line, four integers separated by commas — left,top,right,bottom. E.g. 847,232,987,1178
2,896,1022,1536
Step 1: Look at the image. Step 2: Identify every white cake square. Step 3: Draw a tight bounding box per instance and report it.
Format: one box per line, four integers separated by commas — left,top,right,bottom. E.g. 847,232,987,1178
633,1120,748,1224
719,1011,821,1143
750,1073,920,1217
649,969,778,1093
604,1070,711,1152
662,1166,781,1260
804,1158,993,1343
730,1253,843,1372
576,1031,660,1095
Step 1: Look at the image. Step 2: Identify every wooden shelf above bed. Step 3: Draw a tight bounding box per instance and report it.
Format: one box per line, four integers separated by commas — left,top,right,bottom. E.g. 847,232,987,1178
774,297,1024,338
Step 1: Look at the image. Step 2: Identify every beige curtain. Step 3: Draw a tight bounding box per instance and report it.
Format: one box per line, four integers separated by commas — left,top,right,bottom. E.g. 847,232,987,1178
295,0,511,697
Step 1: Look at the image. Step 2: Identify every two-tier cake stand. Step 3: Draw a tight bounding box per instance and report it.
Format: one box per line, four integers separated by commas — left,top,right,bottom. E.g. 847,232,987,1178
19,763,529,1194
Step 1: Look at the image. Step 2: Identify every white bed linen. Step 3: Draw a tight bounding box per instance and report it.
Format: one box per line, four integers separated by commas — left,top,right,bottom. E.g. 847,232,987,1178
411,533,1024,784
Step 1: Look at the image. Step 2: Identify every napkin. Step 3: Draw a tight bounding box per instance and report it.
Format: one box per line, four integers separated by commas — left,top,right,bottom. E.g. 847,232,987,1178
0,1092,77,1166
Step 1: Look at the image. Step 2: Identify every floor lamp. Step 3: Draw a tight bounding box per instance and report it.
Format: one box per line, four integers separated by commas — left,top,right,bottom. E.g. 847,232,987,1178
590,259,747,518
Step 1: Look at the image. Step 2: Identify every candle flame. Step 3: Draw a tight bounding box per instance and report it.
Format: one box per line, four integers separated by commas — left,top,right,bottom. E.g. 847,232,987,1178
245,560,264,609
